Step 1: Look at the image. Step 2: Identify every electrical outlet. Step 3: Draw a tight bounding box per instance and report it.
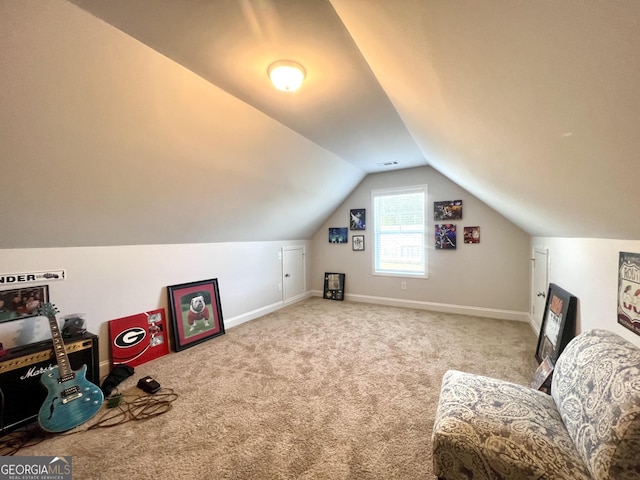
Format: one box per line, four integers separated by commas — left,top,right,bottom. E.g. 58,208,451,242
401,282,407,290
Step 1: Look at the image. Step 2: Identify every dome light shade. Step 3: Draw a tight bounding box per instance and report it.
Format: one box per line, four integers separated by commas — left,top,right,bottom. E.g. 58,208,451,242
268,60,306,92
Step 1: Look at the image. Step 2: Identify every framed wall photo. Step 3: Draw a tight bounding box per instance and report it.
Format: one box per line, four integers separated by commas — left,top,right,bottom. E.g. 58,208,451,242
323,273,345,301
535,283,577,364
434,200,462,221
352,235,365,251
435,224,457,249
167,278,225,352
350,209,366,230
329,227,348,243
463,226,480,244
0,285,50,323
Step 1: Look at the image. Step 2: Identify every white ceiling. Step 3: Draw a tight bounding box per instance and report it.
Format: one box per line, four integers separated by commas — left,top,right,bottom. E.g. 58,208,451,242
68,0,428,173
2,0,639,248
331,0,640,240
68,0,640,240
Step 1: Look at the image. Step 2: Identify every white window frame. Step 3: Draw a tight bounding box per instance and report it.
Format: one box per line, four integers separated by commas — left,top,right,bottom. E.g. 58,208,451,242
371,184,428,278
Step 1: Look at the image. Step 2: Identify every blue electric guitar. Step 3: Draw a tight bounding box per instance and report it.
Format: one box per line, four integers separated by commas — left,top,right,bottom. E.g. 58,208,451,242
37,303,104,432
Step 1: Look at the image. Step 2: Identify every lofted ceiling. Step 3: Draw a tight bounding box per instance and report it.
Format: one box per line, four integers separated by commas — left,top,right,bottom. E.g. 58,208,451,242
68,0,640,240
68,0,428,173
1,0,639,249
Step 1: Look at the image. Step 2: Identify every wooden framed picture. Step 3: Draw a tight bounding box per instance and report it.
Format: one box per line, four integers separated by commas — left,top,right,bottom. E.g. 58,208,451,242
535,283,577,364
323,273,345,301
352,235,365,251
167,278,225,352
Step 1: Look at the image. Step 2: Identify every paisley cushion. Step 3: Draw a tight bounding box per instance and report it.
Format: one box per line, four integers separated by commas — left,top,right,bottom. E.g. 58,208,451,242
552,329,640,480
432,370,591,480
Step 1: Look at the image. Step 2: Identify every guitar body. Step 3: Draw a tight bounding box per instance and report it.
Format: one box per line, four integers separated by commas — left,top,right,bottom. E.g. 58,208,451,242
38,364,104,432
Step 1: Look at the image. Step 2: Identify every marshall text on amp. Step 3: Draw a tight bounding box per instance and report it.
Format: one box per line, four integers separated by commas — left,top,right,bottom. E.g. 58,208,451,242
0,333,99,434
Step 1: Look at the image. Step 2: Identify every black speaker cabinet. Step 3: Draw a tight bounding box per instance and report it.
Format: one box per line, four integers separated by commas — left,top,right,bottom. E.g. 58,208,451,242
0,333,99,434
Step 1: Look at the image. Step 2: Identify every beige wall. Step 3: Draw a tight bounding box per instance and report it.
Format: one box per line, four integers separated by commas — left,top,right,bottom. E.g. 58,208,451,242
531,237,640,349
0,0,363,249
0,240,311,373
310,166,531,318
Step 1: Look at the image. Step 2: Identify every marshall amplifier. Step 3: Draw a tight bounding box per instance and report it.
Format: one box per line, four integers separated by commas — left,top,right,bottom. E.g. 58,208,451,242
0,333,99,434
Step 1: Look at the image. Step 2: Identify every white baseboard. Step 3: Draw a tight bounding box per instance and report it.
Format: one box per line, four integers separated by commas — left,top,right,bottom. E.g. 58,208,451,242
99,298,304,377
225,301,286,329
310,290,530,323
99,292,531,377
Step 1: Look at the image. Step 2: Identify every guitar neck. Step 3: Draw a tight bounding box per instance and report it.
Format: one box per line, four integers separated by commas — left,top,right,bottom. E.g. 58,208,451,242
46,313,74,382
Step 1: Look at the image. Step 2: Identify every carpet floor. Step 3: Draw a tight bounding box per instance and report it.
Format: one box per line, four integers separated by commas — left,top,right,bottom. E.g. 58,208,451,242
13,298,538,479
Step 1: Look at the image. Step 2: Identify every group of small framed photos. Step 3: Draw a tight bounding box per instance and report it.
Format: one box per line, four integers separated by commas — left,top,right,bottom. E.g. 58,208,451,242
434,200,480,250
328,208,366,251
327,202,481,251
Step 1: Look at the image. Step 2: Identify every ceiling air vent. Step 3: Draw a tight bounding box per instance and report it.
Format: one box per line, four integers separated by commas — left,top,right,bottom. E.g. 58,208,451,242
376,161,399,167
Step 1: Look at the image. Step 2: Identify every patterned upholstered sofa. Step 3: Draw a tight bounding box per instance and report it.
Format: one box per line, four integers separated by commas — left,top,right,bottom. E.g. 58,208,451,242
432,329,640,480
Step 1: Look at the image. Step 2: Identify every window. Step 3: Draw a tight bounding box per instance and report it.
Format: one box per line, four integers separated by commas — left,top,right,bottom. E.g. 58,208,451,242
372,185,428,278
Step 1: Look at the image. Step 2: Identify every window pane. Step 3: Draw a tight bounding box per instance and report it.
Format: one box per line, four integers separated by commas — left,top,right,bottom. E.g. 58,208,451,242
373,186,427,277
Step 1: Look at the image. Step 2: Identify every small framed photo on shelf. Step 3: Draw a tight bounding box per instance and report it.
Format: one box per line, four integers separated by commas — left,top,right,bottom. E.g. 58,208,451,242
323,273,345,301
167,278,225,352
535,283,577,364
352,235,365,251
350,209,366,230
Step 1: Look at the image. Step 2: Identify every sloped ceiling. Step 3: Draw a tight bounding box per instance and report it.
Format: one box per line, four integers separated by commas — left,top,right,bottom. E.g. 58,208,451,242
331,0,640,240
1,0,639,249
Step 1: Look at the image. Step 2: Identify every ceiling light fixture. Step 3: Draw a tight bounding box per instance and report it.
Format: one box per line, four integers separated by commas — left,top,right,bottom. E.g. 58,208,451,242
268,60,306,92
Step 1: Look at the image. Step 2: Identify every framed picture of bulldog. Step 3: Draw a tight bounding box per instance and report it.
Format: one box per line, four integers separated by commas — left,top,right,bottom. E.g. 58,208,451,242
167,278,225,352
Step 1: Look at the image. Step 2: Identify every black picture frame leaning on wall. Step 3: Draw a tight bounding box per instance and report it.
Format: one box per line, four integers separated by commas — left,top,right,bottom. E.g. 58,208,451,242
535,283,577,364
167,278,225,352
323,273,345,301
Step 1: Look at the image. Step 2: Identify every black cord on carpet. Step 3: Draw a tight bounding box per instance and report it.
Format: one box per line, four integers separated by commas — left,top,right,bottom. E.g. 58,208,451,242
0,388,178,455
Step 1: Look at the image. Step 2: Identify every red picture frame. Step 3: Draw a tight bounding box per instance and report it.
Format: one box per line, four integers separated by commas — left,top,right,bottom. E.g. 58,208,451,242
167,278,225,352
